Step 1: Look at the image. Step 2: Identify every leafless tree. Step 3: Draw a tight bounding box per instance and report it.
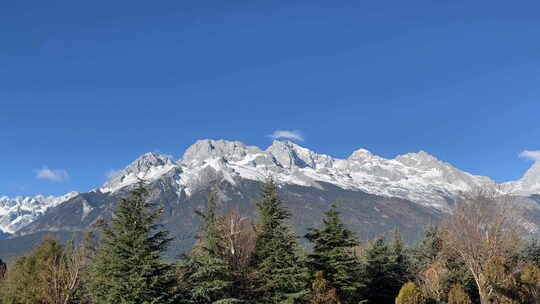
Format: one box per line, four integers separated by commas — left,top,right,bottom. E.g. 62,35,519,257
440,190,523,304
419,257,448,302
40,241,88,304
220,208,257,272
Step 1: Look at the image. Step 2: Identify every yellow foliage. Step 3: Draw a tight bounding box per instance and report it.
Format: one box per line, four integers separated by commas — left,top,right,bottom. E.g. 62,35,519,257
395,282,424,304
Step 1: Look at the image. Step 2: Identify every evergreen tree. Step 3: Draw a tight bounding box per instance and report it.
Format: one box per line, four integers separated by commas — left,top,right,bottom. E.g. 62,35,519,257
411,225,443,273
86,183,176,304
309,271,340,304
305,204,363,303
520,238,540,268
447,284,472,304
0,258,5,281
362,237,404,304
390,230,413,288
251,179,309,304
441,254,479,304
178,193,242,304
395,282,424,304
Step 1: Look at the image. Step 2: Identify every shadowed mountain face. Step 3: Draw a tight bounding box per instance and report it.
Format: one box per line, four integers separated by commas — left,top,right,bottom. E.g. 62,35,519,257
2,139,540,259
5,178,441,259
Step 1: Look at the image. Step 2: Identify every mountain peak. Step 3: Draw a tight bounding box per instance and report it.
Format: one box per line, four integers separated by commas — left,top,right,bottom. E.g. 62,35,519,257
507,161,540,194
266,140,331,169
180,139,261,165
395,151,441,168
101,152,176,193
348,148,378,161
125,152,174,174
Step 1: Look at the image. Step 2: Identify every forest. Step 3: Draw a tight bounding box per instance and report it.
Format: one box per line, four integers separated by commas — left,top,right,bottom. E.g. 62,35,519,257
0,180,539,304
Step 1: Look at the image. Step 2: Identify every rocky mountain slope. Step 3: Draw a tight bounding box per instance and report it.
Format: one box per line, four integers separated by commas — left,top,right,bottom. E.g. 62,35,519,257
0,192,78,234
1,139,539,258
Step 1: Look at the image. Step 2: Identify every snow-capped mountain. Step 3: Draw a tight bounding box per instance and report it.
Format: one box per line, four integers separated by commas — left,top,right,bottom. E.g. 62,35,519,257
0,192,78,233
502,161,540,195
2,139,540,237
98,139,500,209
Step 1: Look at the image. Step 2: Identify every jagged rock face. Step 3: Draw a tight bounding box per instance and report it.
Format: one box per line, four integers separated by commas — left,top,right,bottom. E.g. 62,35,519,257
0,192,78,233
503,162,540,195
3,139,540,258
101,153,177,193
181,139,262,166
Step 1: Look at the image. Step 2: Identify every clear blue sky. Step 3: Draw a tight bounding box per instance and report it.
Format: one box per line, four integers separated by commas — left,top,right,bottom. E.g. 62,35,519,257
2,1,540,197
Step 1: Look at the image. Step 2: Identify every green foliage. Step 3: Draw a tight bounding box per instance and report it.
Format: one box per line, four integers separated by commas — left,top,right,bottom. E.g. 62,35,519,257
0,238,62,304
440,254,479,304
251,179,309,304
85,183,176,304
362,236,412,304
305,204,363,303
447,284,472,304
309,271,340,304
411,225,442,273
518,262,540,303
390,230,413,285
520,238,540,268
178,193,241,304
395,282,424,304
0,237,83,304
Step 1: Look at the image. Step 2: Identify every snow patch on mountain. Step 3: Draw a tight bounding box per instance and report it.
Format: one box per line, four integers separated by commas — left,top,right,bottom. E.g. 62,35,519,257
0,192,78,233
98,139,505,209
4,139,540,234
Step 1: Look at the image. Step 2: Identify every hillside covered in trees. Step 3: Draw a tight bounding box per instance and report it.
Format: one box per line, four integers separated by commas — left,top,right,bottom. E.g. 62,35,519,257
1,180,540,304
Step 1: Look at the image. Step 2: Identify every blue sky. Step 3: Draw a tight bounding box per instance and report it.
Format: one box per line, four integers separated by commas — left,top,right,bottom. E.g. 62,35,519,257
2,1,540,197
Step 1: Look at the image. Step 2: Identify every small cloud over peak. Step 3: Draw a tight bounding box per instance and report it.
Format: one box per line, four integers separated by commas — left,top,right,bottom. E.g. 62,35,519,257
519,150,540,162
36,167,69,182
269,130,304,142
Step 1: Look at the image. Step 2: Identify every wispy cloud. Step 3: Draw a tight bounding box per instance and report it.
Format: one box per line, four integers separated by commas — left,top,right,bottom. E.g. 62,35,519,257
520,150,540,162
269,130,304,142
36,167,69,182
105,169,121,180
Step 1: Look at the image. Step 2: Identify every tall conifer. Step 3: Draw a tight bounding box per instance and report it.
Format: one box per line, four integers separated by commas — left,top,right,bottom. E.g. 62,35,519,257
86,183,176,304
362,237,402,304
251,179,309,304
305,204,363,303
178,193,242,304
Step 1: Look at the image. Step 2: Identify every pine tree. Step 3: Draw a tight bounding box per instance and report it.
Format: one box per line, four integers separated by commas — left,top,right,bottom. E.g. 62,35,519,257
447,284,472,304
178,193,242,304
309,271,340,304
362,237,404,304
251,179,309,304
305,204,363,303
390,230,413,290
0,258,5,281
411,225,442,273
520,239,540,268
86,183,176,304
395,282,424,304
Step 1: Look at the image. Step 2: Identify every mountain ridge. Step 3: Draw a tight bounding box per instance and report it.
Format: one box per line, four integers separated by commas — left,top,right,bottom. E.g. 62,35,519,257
1,139,539,235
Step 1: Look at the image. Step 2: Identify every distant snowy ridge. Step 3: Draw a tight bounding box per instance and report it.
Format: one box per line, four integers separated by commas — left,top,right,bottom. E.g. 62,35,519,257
3,139,540,234
0,192,78,233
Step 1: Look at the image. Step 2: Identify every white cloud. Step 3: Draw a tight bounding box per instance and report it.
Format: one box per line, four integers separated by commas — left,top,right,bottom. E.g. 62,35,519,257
36,167,69,182
269,130,304,142
520,150,540,162
106,169,121,180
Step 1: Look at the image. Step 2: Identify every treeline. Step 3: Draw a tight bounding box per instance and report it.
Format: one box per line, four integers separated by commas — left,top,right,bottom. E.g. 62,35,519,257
1,180,540,304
